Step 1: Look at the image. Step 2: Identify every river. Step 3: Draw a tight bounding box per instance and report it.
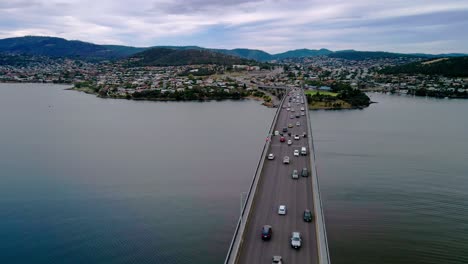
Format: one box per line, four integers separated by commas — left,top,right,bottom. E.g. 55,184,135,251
0,84,466,264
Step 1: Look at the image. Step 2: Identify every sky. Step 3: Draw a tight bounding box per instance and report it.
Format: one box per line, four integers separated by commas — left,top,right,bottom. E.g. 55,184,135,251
1,0,468,54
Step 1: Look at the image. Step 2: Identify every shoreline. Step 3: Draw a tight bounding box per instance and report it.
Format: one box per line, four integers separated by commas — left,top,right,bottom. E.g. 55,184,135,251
69,87,277,107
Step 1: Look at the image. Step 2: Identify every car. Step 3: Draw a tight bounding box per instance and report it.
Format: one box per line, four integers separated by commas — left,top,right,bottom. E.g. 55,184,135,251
278,205,287,215
290,115,294,119
292,169,299,179
303,209,313,222
261,225,272,240
302,132,307,138
294,134,300,140
288,123,293,128
268,153,275,160
274,130,279,136
287,132,291,136
301,167,308,177
296,121,300,126
291,108,295,112
291,232,302,249
301,147,307,156
293,149,300,157
287,139,292,145
286,108,290,111
300,107,305,111
282,127,288,132
296,114,300,118
301,112,305,116
283,156,290,164
280,136,285,142
272,256,283,264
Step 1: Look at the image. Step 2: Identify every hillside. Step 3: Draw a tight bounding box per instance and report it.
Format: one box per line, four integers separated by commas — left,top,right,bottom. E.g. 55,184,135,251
379,56,468,77
0,36,145,61
214,48,272,61
129,48,253,66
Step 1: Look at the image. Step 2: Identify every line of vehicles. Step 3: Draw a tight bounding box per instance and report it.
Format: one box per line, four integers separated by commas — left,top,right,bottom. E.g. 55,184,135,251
264,89,314,264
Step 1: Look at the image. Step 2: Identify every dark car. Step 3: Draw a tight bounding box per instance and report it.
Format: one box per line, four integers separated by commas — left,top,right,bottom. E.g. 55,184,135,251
301,167,308,177
282,127,288,132
287,132,291,137
261,225,272,240
303,132,307,138
303,210,313,222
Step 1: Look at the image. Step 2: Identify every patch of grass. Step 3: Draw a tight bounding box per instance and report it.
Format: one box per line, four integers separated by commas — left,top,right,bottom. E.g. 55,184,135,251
305,90,338,97
308,99,352,109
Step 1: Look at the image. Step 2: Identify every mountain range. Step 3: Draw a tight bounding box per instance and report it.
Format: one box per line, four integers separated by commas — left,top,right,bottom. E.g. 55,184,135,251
0,36,466,62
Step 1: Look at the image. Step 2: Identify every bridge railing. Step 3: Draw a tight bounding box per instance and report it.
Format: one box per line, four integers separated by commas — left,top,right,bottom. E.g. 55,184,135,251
304,92,331,264
224,90,288,264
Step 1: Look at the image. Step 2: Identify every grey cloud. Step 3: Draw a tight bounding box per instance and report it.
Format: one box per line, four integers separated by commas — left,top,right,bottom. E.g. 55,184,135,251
150,0,265,14
0,0,42,9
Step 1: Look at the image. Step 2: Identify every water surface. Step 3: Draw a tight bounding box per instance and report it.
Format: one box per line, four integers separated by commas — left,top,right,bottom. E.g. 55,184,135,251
312,93,468,264
0,83,275,264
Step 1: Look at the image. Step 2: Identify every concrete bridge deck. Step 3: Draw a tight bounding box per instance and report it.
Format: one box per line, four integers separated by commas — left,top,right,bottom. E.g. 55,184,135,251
225,87,330,264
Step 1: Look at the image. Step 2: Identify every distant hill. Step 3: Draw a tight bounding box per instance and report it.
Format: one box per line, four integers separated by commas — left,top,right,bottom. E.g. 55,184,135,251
328,50,421,60
379,57,468,77
128,47,253,66
273,49,333,60
0,36,146,61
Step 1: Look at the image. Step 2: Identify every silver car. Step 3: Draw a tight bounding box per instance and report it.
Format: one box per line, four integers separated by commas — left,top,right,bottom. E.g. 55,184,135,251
283,156,290,164
291,232,302,249
272,256,283,264
292,169,299,179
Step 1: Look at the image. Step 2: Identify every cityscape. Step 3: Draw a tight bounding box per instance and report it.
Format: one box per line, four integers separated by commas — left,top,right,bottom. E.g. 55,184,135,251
0,1,467,264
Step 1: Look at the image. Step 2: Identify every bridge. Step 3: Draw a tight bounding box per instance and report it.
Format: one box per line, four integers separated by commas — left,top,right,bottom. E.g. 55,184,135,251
225,87,330,264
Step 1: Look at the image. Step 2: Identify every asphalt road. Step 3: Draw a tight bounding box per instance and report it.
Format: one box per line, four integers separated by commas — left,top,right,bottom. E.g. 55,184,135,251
237,89,318,264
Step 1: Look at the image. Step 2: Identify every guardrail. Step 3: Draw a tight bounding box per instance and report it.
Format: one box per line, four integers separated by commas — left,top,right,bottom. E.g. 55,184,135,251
304,92,331,264
224,89,288,264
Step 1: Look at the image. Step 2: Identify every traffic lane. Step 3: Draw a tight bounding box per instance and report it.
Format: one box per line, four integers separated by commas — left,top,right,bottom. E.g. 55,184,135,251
240,143,315,263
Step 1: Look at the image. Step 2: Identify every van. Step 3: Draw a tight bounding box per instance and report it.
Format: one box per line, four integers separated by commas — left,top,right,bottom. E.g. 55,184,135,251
301,147,307,156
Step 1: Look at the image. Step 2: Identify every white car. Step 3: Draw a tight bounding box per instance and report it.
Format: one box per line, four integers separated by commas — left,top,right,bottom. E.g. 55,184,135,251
291,232,302,249
296,121,300,126
294,150,300,157
300,107,305,111
286,108,290,111
278,205,287,215
294,134,300,140
283,156,290,164
274,130,279,136
268,153,275,160
287,139,292,145
301,112,305,116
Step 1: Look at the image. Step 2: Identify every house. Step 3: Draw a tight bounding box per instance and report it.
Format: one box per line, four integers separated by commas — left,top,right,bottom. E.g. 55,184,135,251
319,86,331,91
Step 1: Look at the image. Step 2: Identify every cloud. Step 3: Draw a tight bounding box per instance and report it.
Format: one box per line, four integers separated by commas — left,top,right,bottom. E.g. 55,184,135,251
0,0,467,53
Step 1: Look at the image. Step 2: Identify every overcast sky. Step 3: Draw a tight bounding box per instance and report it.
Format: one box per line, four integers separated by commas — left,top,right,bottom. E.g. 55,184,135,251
1,0,467,54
